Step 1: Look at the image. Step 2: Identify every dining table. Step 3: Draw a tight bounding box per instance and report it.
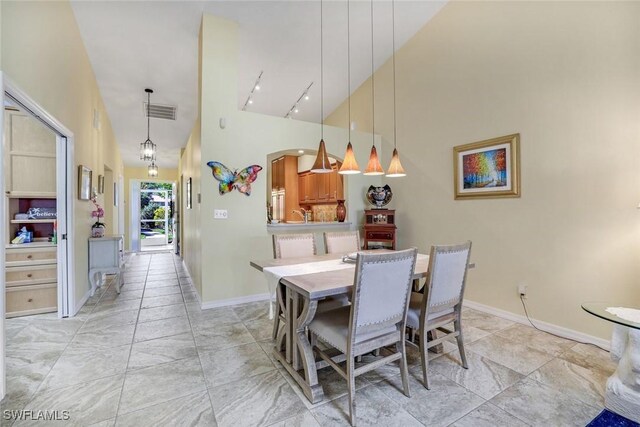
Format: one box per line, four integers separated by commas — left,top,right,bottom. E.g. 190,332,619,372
250,250,431,404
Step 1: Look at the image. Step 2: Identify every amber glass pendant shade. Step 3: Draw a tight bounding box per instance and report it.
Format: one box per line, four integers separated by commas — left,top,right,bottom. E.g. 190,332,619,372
338,142,360,175
386,148,406,177
363,145,384,176
311,139,332,173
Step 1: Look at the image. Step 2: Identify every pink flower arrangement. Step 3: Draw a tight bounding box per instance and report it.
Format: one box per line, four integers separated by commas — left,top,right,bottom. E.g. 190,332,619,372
91,196,105,227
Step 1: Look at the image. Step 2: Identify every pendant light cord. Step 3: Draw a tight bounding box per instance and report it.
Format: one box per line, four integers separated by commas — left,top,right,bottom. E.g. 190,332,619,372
392,0,397,149
320,0,324,140
370,0,375,147
147,91,151,141
347,0,351,142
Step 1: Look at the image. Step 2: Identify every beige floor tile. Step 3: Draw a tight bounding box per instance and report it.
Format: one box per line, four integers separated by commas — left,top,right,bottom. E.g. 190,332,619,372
467,334,554,375
311,385,422,426
529,358,608,407
209,370,306,427
115,391,215,426
375,371,485,427
128,332,197,370
118,357,206,415
490,378,601,427
199,342,276,388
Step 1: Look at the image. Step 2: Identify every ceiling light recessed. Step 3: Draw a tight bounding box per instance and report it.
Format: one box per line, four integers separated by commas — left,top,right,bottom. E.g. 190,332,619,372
298,150,305,154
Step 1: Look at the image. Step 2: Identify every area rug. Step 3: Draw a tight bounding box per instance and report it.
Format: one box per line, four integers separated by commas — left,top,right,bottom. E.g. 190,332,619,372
587,410,640,427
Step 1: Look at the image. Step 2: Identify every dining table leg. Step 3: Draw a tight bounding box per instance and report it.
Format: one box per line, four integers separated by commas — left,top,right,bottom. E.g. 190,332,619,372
272,288,324,404
275,282,287,354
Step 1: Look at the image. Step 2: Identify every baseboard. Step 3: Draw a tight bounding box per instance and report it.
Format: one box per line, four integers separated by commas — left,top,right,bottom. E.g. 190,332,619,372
463,299,610,351
201,293,271,310
72,289,91,318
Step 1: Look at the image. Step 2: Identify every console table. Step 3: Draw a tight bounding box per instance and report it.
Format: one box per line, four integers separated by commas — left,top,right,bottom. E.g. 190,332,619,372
88,235,124,295
582,302,640,423
363,209,396,250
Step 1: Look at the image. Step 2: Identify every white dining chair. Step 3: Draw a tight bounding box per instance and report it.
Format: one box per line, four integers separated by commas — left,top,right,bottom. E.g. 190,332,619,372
272,233,317,259
406,241,472,389
309,248,417,426
324,231,361,254
271,233,317,339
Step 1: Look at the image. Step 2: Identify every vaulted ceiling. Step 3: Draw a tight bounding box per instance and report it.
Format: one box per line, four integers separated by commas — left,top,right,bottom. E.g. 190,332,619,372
71,1,446,168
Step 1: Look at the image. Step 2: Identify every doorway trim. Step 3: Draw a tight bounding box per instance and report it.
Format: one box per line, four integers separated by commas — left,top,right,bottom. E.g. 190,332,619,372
129,178,175,252
2,75,76,319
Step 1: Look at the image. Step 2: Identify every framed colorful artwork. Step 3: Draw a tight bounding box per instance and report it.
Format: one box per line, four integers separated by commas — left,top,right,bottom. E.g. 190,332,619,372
453,134,520,200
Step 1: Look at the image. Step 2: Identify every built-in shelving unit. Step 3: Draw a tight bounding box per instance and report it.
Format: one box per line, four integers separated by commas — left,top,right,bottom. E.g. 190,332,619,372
4,108,58,317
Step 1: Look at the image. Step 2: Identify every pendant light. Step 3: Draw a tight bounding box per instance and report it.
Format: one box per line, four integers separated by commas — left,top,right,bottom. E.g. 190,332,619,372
338,0,360,175
311,0,333,174
387,0,406,177
139,88,157,162
363,0,384,176
148,159,158,177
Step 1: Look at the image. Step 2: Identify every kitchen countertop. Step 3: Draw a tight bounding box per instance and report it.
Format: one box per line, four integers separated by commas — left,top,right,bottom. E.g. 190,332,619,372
267,221,352,231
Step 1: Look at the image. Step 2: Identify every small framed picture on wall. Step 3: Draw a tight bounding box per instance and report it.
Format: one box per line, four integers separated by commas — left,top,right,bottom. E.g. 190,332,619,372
186,177,193,209
78,165,92,200
98,175,105,194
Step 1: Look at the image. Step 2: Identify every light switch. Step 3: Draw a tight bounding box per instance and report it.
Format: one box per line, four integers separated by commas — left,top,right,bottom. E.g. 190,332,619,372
214,209,228,219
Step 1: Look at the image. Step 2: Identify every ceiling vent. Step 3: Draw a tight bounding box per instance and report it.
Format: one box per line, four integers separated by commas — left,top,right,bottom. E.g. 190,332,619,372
143,102,177,120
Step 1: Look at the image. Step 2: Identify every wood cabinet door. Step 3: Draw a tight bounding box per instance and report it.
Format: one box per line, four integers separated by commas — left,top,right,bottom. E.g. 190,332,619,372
307,174,318,202
317,172,328,201
328,170,337,201
271,160,278,191
298,174,306,204
336,171,344,200
5,111,57,194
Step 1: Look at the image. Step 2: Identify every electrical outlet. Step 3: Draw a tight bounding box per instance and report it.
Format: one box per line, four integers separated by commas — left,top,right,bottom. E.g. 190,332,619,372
214,209,228,219
518,284,528,298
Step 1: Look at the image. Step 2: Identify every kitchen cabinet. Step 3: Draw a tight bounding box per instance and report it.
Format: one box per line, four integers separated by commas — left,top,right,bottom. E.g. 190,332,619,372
298,162,344,205
271,157,286,191
270,155,300,222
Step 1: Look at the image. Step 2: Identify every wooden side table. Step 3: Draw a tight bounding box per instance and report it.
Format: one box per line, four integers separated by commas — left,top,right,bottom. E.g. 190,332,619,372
88,235,124,295
363,209,396,250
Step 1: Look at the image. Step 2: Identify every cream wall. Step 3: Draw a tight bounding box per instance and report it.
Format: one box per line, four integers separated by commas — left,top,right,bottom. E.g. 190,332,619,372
1,1,124,310
326,1,640,340
179,15,381,304
179,122,202,297
123,166,178,251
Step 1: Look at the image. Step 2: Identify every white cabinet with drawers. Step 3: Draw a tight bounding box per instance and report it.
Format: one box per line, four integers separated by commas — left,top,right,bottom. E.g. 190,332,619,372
5,244,57,317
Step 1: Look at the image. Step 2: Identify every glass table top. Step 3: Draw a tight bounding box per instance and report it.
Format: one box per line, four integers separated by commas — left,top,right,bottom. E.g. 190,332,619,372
582,302,640,330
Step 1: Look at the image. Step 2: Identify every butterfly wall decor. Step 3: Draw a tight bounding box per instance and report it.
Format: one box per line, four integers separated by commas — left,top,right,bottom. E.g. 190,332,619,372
206,161,263,196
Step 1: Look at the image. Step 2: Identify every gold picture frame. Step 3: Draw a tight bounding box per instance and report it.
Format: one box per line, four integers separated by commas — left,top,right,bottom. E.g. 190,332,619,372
453,134,520,200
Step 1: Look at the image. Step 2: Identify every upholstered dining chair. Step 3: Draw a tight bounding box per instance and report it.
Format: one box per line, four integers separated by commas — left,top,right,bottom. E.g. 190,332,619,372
406,241,472,389
272,233,317,260
324,231,361,254
271,233,317,339
309,248,417,426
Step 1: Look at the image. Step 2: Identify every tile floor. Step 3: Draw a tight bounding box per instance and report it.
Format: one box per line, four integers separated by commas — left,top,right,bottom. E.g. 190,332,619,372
1,252,615,426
